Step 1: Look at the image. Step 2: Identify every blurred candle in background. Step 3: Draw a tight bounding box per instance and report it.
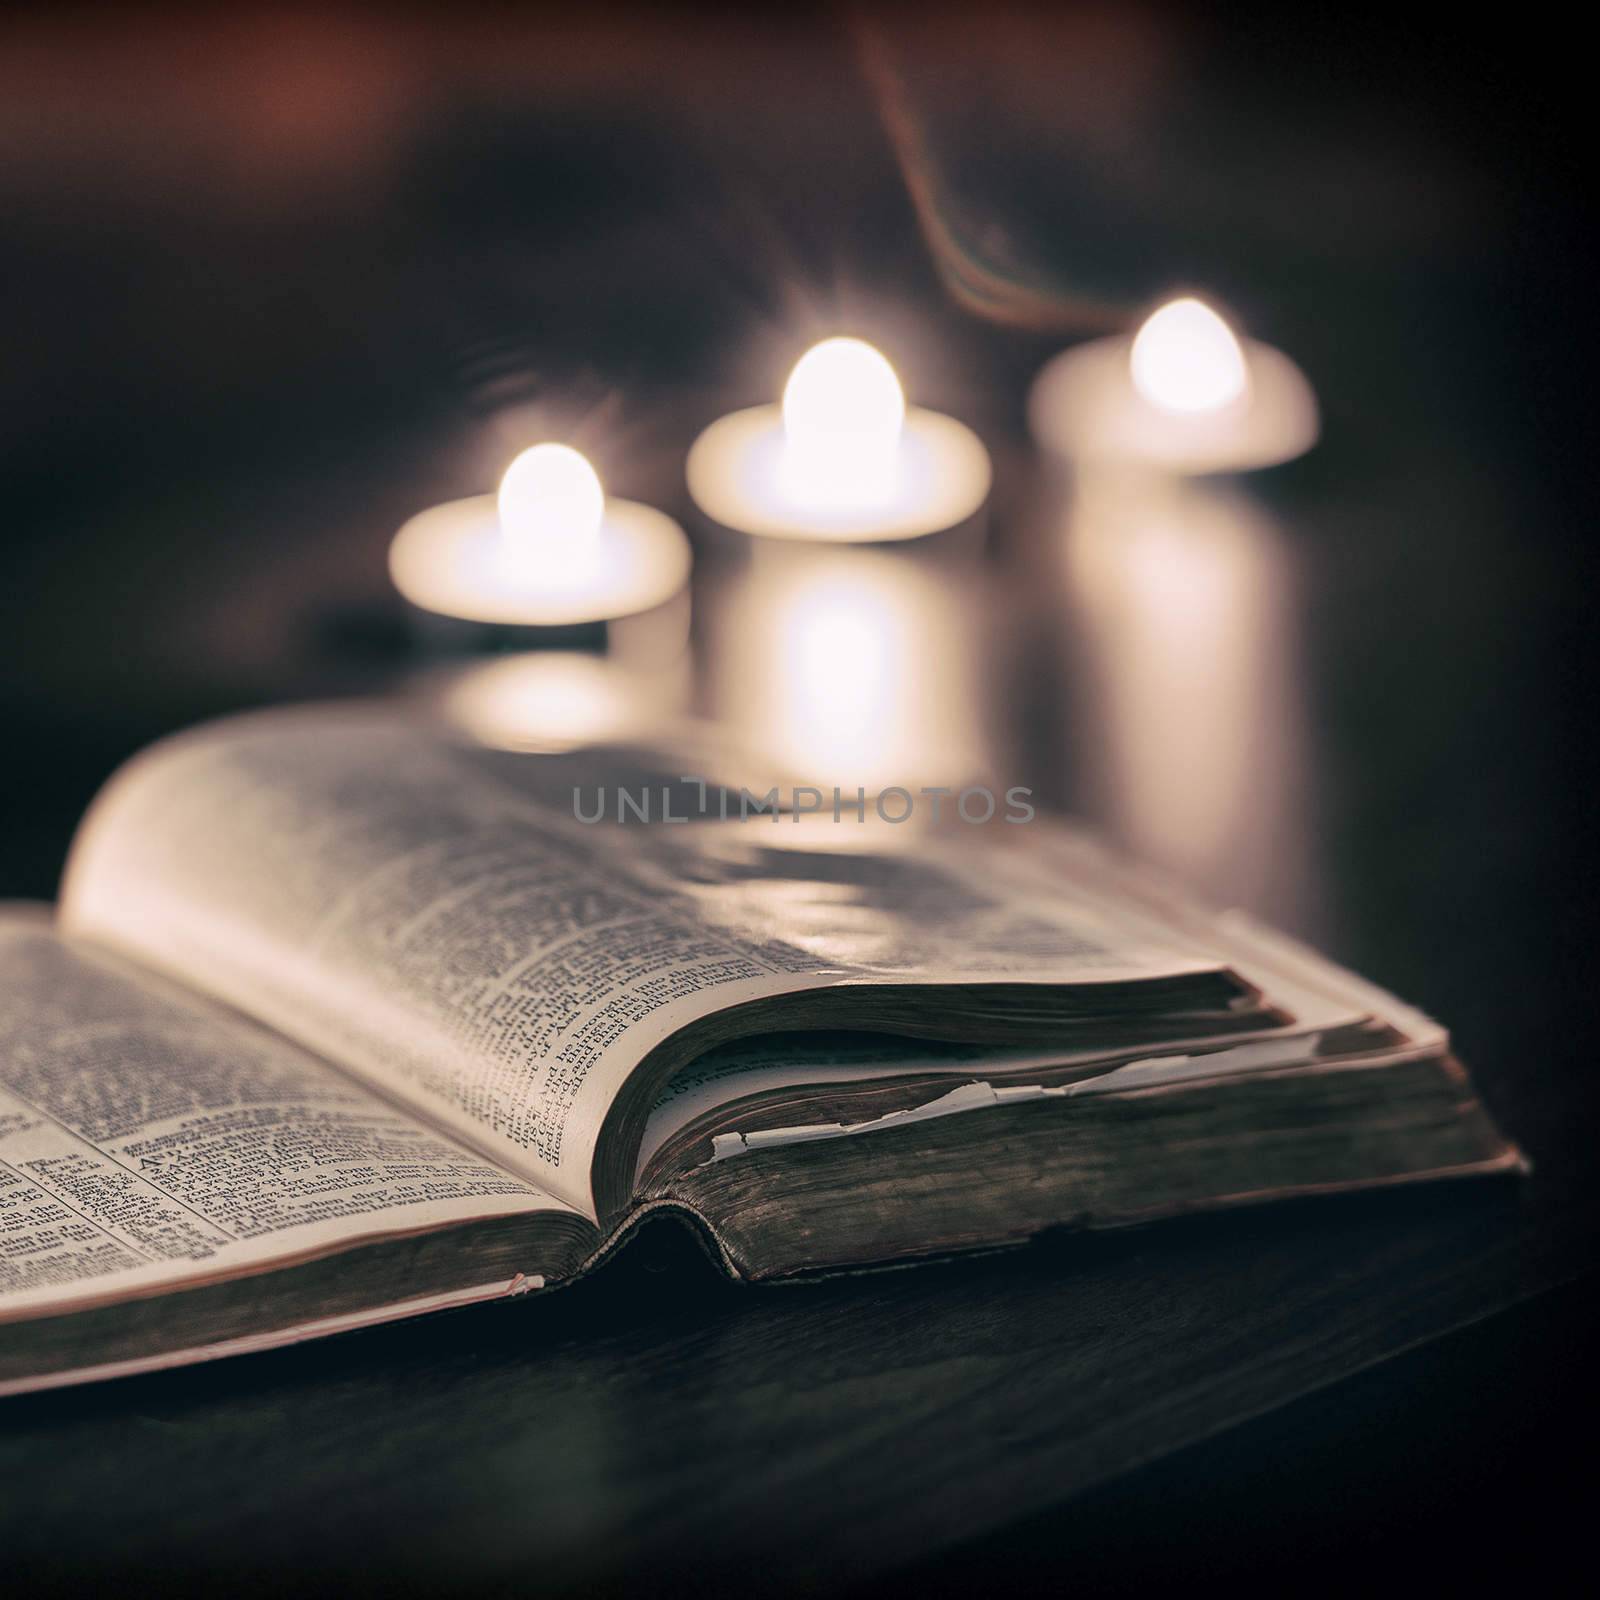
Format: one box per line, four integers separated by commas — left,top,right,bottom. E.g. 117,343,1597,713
687,337,991,544
390,441,693,754
389,441,691,647
1028,296,1318,474
688,335,996,797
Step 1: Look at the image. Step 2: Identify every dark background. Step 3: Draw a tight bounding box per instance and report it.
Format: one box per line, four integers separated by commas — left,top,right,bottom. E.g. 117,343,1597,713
2,5,1596,1594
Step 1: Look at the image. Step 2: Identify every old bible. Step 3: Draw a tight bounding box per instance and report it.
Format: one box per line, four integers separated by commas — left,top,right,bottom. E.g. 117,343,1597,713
0,706,1519,1394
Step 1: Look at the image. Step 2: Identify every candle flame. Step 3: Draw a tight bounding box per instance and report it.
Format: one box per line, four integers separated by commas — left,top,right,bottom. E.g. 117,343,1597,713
497,444,605,579
780,337,905,510
1129,298,1249,416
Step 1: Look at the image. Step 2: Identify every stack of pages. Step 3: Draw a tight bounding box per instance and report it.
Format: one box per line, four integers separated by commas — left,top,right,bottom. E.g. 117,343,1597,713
0,707,1517,1393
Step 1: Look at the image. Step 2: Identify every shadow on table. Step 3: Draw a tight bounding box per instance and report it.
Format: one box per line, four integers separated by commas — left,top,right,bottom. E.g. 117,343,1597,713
4,1173,1567,1597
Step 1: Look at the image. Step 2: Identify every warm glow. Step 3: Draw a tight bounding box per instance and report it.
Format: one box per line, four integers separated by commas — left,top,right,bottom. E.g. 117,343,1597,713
780,338,906,509
443,653,643,752
783,338,905,440
496,443,605,580
718,549,985,790
1064,480,1305,910
1129,298,1249,416
782,573,899,774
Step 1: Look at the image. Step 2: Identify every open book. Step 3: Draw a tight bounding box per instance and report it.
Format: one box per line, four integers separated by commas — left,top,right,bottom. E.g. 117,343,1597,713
0,706,1518,1394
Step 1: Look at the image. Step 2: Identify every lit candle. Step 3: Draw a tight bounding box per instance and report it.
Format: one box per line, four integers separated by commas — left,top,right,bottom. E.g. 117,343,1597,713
686,337,991,543
389,443,692,649
1028,296,1318,473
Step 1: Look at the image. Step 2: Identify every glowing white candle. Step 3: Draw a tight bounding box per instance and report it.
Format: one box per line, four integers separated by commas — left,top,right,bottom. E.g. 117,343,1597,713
390,442,691,627
687,336,990,543
1028,295,1317,473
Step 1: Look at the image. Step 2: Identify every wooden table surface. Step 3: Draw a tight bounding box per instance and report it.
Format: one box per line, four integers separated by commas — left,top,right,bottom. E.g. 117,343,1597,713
1,10,1594,1594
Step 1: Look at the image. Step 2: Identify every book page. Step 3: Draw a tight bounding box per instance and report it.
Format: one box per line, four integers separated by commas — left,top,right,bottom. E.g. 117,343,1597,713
0,917,574,1324
60,705,1224,1220
630,804,1452,1184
